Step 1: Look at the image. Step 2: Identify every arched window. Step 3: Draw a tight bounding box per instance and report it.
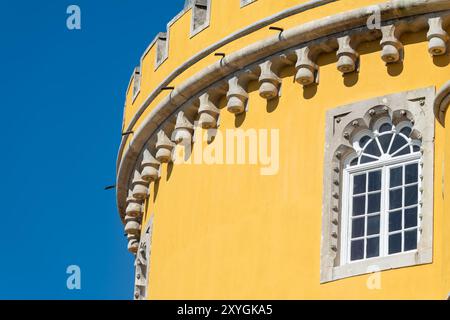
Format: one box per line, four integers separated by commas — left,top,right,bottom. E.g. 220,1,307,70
341,119,422,263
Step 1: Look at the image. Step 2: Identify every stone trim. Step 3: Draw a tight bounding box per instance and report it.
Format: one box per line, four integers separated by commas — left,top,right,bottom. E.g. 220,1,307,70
190,0,211,38
320,87,435,283
434,81,450,125
116,2,450,223
241,0,257,8
134,215,154,300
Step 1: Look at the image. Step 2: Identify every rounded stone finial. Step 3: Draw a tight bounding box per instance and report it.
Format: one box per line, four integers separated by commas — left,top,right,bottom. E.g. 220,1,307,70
173,111,194,144
198,92,220,129
226,76,248,113
155,130,175,163
427,17,448,56
295,47,318,86
380,25,403,63
124,215,141,236
258,60,281,100
126,195,143,218
131,170,149,200
141,149,160,182
336,36,358,74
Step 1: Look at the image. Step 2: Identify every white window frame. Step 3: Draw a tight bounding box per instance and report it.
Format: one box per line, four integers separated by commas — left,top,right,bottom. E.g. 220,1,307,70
340,153,422,265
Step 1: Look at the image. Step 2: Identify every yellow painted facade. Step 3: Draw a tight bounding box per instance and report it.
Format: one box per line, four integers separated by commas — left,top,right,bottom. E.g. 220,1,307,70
118,0,450,299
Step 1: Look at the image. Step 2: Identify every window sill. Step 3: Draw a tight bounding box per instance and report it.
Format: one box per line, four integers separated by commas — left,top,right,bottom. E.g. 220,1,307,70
323,248,432,283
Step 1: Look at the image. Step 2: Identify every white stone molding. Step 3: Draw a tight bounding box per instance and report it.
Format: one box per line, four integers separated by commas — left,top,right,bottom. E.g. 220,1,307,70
155,32,168,69
131,170,149,200
116,1,450,223
127,234,139,254
155,130,175,163
380,24,404,64
321,87,435,283
198,92,221,128
173,111,195,144
131,67,141,102
134,216,154,300
126,191,143,218
295,46,319,85
427,17,449,56
190,0,211,37
241,0,257,8
336,35,359,74
141,149,161,182
434,80,450,125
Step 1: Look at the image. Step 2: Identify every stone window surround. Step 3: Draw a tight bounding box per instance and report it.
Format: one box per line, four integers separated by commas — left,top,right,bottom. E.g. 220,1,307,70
321,87,435,283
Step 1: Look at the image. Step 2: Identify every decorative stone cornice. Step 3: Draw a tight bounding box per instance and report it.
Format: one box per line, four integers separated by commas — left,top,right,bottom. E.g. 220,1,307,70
434,81,450,125
116,1,450,224
141,149,160,182
226,76,249,114
131,171,149,200
173,111,195,144
258,60,281,100
427,16,449,56
295,47,319,86
380,24,404,63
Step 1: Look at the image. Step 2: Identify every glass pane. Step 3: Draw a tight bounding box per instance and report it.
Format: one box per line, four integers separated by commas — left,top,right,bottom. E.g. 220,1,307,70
404,229,418,251
352,217,365,238
359,136,371,148
353,196,365,216
367,215,380,235
368,170,381,191
393,146,411,157
351,239,364,261
389,189,403,209
366,237,380,258
379,123,392,133
390,134,408,154
364,140,381,157
405,207,418,228
353,174,366,194
413,145,420,153
389,210,402,232
390,167,403,187
378,134,393,153
350,158,358,166
405,163,418,184
389,233,402,254
405,185,418,206
368,193,381,213
360,155,377,164
400,126,412,137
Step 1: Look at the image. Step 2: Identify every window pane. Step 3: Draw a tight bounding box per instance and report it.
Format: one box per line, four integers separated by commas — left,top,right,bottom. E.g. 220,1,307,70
405,163,418,184
364,140,381,157
350,158,358,166
366,237,380,258
405,185,418,206
368,170,381,191
404,229,418,251
413,145,420,152
367,215,380,235
389,210,402,232
352,195,365,216
393,146,411,157
378,134,393,153
360,156,377,164
389,233,402,254
359,136,371,148
353,174,366,194
400,126,412,137
390,167,403,188
368,193,381,213
379,123,392,133
352,217,365,238
351,239,364,261
390,134,408,154
389,189,403,209
405,207,418,229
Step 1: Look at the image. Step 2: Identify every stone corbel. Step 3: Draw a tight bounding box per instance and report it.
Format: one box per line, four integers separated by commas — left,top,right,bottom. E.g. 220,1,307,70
295,46,319,86
336,35,359,74
427,17,449,56
126,190,143,218
198,92,221,129
132,170,149,200
141,149,161,182
127,234,139,254
226,72,253,114
380,24,404,63
124,215,141,236
258,60,282,100
172,111,194,144
155,130,175,163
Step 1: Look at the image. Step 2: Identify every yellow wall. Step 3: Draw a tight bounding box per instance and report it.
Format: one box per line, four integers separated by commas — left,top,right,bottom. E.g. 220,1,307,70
123,0,450,299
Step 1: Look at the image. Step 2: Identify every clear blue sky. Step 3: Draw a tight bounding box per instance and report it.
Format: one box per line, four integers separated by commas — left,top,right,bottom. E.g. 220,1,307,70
0,1,184,299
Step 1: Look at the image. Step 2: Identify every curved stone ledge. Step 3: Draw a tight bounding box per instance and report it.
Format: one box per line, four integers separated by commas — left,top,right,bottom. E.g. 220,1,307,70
116,0,450,221
435,81,450,125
